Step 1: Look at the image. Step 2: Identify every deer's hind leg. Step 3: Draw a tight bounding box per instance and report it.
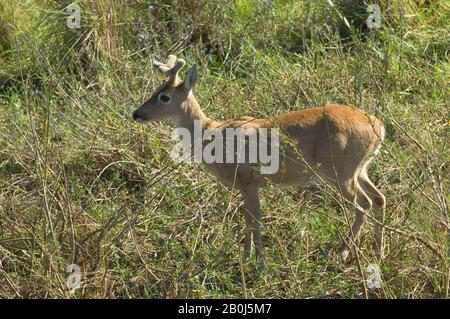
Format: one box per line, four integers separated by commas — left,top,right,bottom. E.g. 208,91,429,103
336,178,373,262
358,166,386,260
319,159,373,262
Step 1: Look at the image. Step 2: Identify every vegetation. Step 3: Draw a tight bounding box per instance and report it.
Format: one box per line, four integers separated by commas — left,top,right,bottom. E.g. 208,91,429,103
0,0,448,298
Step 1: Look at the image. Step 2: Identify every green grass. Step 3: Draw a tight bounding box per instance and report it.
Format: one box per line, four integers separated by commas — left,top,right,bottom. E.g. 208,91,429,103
0,0,448,298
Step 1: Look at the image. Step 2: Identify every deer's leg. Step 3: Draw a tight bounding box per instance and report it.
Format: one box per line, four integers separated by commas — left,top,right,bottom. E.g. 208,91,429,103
338,181,373,262
242,216,252,260
241,185,264,268
358,173,386,260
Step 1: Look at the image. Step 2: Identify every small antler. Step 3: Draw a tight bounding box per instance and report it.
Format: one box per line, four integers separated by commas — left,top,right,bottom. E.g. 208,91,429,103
153,54,186,83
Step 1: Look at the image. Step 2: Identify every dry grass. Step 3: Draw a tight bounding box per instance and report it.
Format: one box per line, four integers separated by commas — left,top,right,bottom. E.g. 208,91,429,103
0,0,448,298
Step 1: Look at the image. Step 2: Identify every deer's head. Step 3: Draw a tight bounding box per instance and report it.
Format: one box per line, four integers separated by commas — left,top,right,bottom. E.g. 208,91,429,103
132,55,198,123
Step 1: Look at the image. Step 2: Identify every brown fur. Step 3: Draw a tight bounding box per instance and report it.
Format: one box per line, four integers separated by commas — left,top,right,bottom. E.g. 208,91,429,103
133,56,386,266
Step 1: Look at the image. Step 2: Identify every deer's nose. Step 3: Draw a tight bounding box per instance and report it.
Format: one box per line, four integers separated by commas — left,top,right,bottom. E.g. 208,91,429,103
132,110,140,121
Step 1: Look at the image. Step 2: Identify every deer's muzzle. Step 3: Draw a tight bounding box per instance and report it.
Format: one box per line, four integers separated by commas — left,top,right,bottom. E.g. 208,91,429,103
132,110,144,122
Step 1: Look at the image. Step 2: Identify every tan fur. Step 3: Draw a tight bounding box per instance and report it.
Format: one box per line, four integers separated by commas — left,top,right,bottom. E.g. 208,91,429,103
133,56,386,266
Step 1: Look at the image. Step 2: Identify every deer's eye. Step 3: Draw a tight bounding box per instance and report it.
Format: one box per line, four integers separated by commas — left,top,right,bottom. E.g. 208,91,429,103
158,93,171,105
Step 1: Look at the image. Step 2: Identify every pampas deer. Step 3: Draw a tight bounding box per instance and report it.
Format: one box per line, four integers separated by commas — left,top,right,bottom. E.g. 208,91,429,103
132,55,386,267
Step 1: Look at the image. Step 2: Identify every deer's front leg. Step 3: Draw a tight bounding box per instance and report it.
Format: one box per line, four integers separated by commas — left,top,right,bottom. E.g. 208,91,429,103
242,217,252,260
241,185,265,268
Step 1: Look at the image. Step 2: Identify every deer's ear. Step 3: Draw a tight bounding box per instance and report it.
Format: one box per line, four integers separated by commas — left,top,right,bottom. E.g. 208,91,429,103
184,65,198,90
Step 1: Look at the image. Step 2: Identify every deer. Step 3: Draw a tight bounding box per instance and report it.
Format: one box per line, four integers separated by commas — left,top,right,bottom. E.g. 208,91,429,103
132,54,386,268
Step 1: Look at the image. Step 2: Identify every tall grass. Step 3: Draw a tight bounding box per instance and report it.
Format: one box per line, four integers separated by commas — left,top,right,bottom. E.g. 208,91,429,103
0,0,448,298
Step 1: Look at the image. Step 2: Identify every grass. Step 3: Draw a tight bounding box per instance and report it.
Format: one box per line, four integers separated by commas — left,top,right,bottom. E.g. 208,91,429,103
0,0,448,298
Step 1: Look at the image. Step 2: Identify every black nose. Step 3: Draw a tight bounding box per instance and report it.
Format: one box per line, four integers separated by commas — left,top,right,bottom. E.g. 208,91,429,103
132,110,140,121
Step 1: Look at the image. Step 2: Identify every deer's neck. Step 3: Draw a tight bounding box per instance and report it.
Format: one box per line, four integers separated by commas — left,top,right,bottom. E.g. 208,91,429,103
175,94,216,131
